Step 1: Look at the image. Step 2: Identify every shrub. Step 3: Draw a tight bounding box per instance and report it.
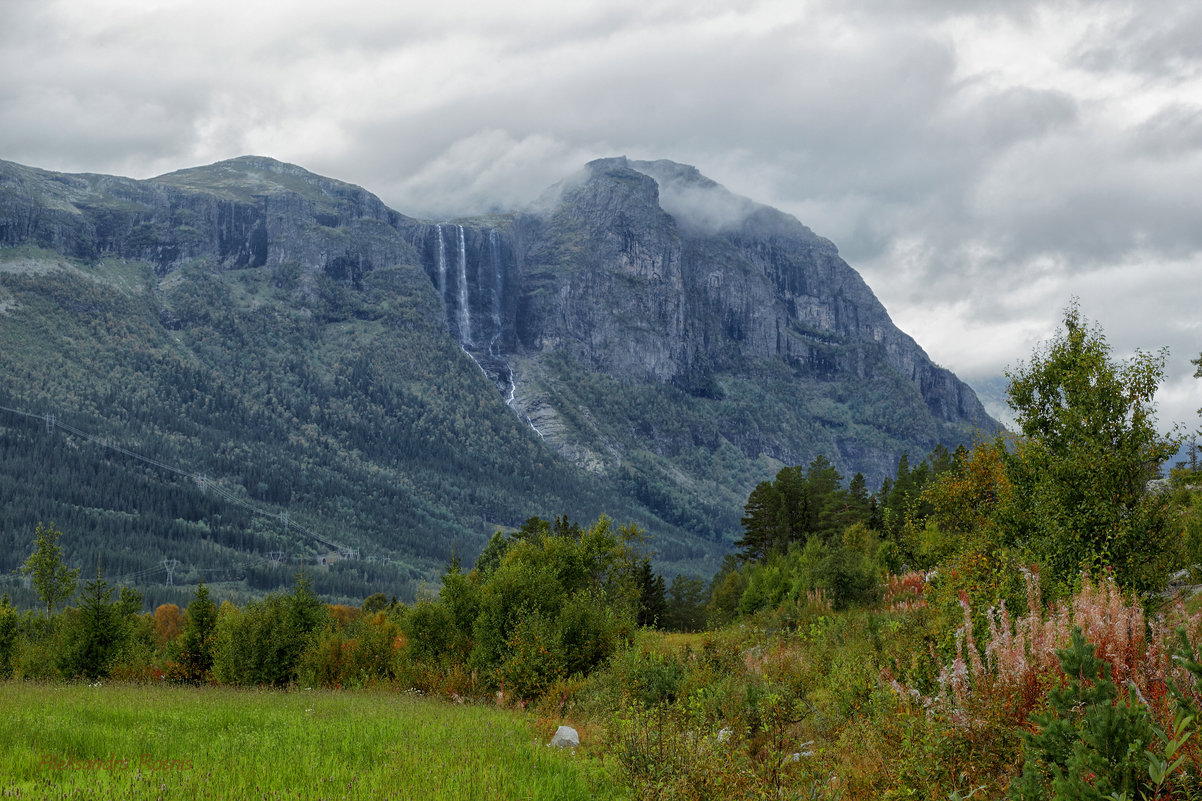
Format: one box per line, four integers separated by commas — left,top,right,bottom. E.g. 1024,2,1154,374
497,610,564,701
815,546,877,611
211,576,327,686
0,596,16,679
12,613,60,680
401,600,458,668
1008,628,1158,800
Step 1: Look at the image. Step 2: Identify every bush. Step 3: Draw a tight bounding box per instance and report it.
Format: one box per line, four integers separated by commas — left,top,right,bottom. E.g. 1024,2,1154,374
0,597,16,679
1009,628,1157,800
12,614,60,680
498,610,564,701
211,575,327,686
815,546,877,611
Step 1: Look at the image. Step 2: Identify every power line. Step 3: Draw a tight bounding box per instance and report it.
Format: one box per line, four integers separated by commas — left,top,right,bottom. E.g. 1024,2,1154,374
0,402,356,558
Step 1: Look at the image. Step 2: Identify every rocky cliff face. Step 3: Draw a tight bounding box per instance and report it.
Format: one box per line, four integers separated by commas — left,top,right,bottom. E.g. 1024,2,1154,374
0,156,417,282
509,157,990,423
385,157,998,488
0,154,1000,558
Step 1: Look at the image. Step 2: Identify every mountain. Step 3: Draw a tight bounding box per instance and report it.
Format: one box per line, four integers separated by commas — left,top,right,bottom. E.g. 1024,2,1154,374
0,155,999,603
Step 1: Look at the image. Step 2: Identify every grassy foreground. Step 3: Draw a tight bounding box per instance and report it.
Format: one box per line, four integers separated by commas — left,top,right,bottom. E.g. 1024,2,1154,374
0,681,624,800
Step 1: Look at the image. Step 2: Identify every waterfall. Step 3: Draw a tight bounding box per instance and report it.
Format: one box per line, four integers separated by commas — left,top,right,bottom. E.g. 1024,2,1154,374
435,224,447,303
432,225,523,428
456,225,471,345
488,230,503,356
487,228,516,405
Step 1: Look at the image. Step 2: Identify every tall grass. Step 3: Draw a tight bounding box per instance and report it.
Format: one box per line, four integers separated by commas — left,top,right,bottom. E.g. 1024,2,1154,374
0,681,624,800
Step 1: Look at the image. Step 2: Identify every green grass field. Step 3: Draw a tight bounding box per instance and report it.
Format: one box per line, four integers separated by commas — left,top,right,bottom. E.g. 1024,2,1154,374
0,682,625,800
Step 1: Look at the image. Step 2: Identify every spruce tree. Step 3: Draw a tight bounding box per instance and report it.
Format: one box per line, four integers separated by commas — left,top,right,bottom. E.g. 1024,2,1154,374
61,565,120,680
175,582,217,683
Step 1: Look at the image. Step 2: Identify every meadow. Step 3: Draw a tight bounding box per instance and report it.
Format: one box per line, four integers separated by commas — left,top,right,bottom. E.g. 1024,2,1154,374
0,681,623,800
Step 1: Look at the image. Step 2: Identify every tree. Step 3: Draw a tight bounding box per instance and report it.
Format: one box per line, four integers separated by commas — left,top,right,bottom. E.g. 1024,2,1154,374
473,531,510,576
804,455,847,541
174,583,217,683
154,604,184,647
361,593,390,614
1188,352,1202,470
664,574,708,632
60,565,121,680
211,574,327,686
737,477,787,562
735,458,859,563
0,595,17,679
924,439,1011,540
1002,303,1178,591
462,514,641,698
707,555,747,625
20,522,80,616
1008,629,1156,800
635,559,666,628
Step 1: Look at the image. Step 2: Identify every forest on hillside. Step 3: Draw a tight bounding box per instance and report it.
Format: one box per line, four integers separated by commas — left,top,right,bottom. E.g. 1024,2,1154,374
0,248,726,608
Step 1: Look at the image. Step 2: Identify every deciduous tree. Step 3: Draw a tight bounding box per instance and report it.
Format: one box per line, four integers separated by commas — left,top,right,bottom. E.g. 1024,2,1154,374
20,522,79,616
1002,303,1177,591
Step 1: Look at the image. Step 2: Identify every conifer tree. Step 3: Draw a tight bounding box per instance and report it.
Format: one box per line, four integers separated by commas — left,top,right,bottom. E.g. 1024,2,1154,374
175,582,217,683
1009,628,1155,800
61,565,120,680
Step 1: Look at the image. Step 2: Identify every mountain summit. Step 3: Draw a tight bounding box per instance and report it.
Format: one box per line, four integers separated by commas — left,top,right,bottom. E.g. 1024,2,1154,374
398,156,996,484
0,155,998,594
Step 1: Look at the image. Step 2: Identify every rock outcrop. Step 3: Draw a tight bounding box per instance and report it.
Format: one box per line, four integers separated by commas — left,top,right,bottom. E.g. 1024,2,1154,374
0,156,417,282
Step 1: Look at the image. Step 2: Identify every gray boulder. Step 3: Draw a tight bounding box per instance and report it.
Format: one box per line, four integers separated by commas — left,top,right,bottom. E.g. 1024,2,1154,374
549,725,580,748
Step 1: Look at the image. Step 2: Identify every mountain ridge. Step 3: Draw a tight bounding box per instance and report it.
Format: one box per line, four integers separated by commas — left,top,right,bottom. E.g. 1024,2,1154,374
0,154,999,600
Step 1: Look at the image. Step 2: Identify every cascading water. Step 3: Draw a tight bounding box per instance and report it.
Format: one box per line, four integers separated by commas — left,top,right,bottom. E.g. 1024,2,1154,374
456,225,471,345
486,229,517,408
435,224,447,303
429,224,531,434
488,230,503,357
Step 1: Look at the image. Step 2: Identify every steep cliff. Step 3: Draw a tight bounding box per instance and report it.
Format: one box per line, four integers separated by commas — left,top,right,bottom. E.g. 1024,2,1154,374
0,156,417,281
390,158,997,493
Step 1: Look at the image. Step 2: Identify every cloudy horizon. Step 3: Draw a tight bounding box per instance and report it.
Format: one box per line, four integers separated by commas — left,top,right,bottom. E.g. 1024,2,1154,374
2,0,1199,437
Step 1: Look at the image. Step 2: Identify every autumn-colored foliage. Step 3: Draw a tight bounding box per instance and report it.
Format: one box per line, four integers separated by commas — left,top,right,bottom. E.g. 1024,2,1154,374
153,603,183,647
884,570,928,612
897,570,1202,737
924,439,1011,540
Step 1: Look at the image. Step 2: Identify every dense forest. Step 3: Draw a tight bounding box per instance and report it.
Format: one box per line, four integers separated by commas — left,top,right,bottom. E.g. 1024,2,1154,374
0,248,723,607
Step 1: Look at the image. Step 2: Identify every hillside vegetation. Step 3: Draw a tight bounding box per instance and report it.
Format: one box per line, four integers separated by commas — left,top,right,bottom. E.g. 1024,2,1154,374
0,245,691,604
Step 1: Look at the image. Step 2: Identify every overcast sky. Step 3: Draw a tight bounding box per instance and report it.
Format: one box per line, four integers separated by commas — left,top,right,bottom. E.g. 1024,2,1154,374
2,0,1199,435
